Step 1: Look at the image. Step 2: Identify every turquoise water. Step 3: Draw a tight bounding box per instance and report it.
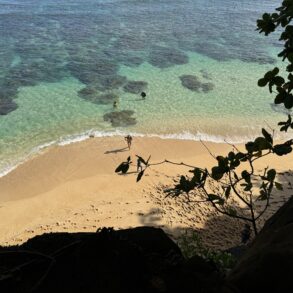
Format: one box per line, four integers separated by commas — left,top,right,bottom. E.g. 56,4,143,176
0,0,289,174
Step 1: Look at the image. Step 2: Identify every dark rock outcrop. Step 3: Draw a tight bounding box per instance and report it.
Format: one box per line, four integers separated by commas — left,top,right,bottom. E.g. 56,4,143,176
228,196,293,293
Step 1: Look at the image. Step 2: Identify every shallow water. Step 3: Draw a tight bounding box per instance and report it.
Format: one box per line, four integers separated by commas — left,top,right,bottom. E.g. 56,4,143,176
0,0,289,174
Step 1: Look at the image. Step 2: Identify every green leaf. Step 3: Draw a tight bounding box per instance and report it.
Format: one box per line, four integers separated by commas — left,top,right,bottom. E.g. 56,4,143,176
258,190,268,200
136,170,145,182
136,155,147,165
225,186,231,199
262,128,273,144
146,155,151,165
115,162,129,173
245,142,254,153
273,76,285,86
275,182,283,191
275,92,286,104
254,137,272,151
284,94,293,109
258,78,268,87
227,207,237,217
208,194,225,205
273,144,293,156
288,52,293,63
267,169,276,181
192,168,202,183
244,183,253,191
211,166,224,180
241,170,251,183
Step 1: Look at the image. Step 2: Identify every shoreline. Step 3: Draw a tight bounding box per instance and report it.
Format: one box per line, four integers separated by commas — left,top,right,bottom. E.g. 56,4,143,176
0,136,292,248
0,128,291,179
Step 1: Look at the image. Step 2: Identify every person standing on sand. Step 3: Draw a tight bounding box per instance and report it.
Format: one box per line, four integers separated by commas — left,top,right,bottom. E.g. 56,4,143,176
125,135,133,150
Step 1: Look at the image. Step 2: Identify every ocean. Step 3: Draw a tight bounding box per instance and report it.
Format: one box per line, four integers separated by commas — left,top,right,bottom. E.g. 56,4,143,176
0,0,288,175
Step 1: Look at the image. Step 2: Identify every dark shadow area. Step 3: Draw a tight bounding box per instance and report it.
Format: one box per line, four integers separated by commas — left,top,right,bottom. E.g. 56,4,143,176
1,194,293,292
117,171,138,176
104,147,128,154
0,227,228,293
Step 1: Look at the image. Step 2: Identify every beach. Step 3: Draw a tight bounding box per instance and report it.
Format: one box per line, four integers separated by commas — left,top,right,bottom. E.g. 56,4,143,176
0,136,291,249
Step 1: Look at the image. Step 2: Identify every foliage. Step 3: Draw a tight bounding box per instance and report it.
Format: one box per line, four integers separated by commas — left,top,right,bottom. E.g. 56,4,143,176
115,0,293,237
177,230,236,271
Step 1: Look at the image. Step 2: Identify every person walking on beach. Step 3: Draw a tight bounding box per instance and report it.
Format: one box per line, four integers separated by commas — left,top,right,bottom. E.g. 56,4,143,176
125,135,133,150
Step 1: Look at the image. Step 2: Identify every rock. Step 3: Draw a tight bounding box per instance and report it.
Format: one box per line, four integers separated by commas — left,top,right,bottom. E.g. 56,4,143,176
123,81,148,94
103,110,137,127
228,196,293,293
148,46,189,68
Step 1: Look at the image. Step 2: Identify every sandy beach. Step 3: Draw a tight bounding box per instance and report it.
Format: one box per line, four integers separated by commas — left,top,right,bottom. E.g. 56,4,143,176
0,136,292,248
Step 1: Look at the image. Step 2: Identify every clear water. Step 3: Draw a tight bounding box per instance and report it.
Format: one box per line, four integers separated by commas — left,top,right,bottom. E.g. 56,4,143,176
0,0,289,174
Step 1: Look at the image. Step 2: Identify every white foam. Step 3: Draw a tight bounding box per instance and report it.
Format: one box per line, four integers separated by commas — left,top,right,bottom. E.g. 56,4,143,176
0,128,290,178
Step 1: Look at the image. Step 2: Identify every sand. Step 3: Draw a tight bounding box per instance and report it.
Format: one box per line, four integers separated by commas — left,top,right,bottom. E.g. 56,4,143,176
0,136,292,249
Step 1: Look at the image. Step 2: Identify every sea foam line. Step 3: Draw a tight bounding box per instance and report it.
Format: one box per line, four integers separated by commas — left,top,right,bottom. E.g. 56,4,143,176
0,129,290,178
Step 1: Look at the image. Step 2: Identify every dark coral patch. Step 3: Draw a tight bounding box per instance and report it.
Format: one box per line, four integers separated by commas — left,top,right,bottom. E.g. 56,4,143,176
148,46,188,68
123,81,148,94
95,75,127,91
179,75,214,93
0,98,18,115
179,75,202,92
78,86,118,105
103,110,137,127
201,82,215,93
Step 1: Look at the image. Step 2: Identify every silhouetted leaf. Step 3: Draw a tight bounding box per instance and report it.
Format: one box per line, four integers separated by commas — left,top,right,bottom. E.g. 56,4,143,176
241,170,251,183
254,137,272,151
245,142,254,153
273,144,292,156
258,78,268,87
115,162,130,174
262,128,273,144
136,170,145,182
208,194,225,205
227,207,237,217
136,155,147,165
267,169,276,181
211,166,224,180
225,186,231,199
146,155,151,165
275,182,283,190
